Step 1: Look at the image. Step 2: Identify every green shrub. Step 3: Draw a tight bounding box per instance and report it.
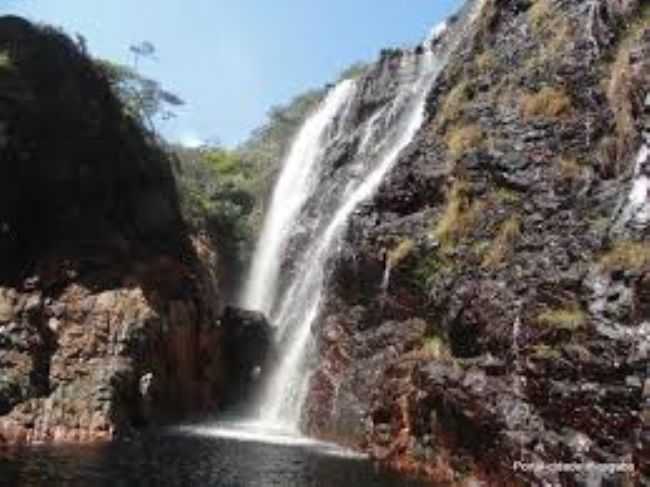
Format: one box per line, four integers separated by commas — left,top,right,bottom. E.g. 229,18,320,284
411,250,454,291
0,50,13,71
174,145,256,262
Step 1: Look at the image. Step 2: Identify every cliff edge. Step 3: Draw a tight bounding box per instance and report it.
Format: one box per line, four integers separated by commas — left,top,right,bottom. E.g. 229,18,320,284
0,16,224,443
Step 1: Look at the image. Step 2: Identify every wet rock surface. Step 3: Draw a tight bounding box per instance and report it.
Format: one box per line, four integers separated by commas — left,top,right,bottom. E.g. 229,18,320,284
220,306,273,408
304,1,650,485
0,18,226,444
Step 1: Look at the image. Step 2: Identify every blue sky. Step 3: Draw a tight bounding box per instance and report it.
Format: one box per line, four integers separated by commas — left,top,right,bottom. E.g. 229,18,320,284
2,0,462,147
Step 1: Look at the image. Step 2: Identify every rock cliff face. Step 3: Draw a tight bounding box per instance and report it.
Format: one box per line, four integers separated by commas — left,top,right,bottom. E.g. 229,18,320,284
220,306,274,410
304,0,649,485
0,17,225,443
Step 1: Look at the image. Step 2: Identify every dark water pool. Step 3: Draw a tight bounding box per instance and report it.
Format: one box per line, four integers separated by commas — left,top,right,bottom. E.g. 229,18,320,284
0,429,427,487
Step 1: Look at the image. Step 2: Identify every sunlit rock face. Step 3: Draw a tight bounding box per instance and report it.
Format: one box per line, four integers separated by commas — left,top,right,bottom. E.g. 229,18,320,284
0,17,225,444
303,0,650,485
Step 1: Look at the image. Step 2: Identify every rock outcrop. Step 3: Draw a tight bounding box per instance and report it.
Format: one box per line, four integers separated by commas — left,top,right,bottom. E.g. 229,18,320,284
0,17,225,443
304,1,649,485
220,306,273,409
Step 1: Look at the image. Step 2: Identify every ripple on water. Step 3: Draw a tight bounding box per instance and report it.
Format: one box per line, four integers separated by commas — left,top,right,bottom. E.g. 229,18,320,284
174,420,368,459
0,428,429,487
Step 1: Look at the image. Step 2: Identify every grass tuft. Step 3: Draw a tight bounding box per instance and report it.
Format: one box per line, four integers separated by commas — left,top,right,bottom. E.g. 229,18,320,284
446,124,483,158
494,187,522,205
411,251,454,291
528,0,554,34
605,5,650,163
537,302,587,331
418,335,451,360
600,241,650,271
476,51,496,72
521,86,572,119
387,238,416,267
482,215,521,269
440,81,472,124
557,156,584,181
530,344,562,360
433,180,483,250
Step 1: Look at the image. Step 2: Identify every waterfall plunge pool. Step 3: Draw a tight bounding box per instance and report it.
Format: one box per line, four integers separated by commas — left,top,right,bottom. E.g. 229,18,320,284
0,427,430,487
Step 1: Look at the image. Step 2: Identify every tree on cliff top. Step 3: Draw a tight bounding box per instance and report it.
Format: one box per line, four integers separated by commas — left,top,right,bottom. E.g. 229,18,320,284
96,57,184,132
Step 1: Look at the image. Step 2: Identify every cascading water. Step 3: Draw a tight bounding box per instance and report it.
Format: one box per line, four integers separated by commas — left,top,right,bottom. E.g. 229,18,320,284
248,51,442,432
242,80,358,316
616,144,650,231
237,0,487,435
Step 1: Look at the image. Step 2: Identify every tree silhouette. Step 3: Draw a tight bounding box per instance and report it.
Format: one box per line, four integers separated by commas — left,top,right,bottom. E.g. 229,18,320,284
129,41,157,69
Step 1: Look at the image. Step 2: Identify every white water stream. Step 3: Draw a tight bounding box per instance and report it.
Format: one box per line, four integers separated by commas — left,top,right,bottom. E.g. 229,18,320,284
242,80,358,316
247,50,441,432
233,0,486,440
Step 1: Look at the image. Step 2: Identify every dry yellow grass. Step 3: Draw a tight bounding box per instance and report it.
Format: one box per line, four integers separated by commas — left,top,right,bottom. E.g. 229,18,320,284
521,86,572,119
482,215,521,269
600,241,650,271
528,0,572,45
446,124,483,158
537,302,587,331
606,24,649,163
528,0,554,34
493,187,521,205
557,157,583,181
476,51,496,72
607,52,636,159
603,4,650,162
418,336,451,360
524,18,572,74
387,238,415,267
433,180,483,249
440,81,471,124
530,344,562,360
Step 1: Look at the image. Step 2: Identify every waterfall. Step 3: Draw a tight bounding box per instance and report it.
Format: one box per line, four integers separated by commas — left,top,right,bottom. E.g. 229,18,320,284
240,1,486,434
241,80,357,316
619,144,650,229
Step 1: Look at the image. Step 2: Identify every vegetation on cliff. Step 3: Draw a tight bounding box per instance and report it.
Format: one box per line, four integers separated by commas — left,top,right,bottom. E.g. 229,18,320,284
97,58,184,131
172,145,256,271
95,45,366,275
306,1,650,485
